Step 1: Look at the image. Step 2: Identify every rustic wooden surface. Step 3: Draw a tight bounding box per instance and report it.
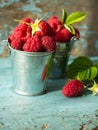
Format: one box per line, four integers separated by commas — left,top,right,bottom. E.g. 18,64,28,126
0,57,98,130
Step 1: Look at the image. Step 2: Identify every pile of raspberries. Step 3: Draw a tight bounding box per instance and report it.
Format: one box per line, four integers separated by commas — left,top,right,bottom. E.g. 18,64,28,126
8,16,80,52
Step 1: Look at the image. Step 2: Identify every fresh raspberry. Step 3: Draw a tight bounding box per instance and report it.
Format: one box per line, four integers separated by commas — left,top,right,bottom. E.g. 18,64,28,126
22,17,32,23
39,20,55,36
48,16,63,33
13,24,32,43
41,36,56,52
35,31,43,38
55,27,73,42
62,79,84,97
13,24,27,32
8,34,15,44
23,36,42,52
11,38,23,50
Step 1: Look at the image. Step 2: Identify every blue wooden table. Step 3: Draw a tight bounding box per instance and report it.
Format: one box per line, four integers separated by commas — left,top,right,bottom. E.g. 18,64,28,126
0,57,98,130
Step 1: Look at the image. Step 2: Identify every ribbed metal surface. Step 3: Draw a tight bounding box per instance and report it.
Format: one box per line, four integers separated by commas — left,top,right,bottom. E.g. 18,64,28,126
9,45,53,96
49,37,76,78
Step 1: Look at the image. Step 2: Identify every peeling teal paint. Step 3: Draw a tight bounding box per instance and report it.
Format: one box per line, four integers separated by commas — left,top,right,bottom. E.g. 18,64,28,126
0,0,20,8
20,1,42,13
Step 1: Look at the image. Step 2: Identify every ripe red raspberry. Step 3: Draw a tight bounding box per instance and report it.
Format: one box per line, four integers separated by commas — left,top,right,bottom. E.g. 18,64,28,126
35,31,43,38
48,16,63,33
23,36,42,52
8,34,15,44
21,17,33,23
13,24,32,43
55,28,73,42
11,38,23,50
41,36,56,52
13,24,27,32
62,79,84,97
39,20,55,36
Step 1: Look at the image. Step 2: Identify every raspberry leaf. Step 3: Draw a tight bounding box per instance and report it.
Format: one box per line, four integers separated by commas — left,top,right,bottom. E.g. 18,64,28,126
68,56,95,81
67,25,75,35
78,66,97,81
94,63,98,82
95,63,98,68
62,9,68,24
66,12,87,25
89,66,98,80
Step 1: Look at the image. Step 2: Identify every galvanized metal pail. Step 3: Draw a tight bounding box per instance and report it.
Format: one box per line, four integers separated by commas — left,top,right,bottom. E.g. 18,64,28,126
49,37,77,79
9,44,54,96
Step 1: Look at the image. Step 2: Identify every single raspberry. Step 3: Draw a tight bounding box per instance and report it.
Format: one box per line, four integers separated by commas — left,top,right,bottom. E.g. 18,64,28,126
23,36,42,52
55,27,73,42
35,31,43,38
13,24,32,43
62,79,84,97
13,24,27,32
8,34,15,44
48,16,63,33
39,20,55,36
21,17,32,23
11,38,23,50
41,36,56,52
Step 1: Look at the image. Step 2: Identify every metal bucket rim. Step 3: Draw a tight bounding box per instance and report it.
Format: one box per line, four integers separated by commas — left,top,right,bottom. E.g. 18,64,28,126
8,43,54,57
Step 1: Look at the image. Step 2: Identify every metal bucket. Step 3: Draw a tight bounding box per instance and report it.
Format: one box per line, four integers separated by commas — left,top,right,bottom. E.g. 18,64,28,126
9,44,54,96
49,36,77,79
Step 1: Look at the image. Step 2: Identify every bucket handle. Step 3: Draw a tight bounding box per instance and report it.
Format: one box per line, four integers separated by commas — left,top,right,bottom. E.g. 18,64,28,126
0,40,10,57
69,36,77,51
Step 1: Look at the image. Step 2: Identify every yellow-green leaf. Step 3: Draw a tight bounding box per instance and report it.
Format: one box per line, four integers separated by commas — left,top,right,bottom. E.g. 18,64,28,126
62,9,68,24
67,25,75,35
89,66,98,80
66,12,87,25
67,56,96,81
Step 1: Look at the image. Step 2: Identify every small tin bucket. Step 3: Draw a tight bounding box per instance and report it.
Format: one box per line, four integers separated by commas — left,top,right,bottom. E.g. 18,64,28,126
49,36,77,79
9,44,54,96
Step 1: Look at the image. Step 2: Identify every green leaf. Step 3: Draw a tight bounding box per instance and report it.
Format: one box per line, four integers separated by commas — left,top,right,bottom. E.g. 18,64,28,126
66,12,87,25
89,66,98,80
67,25,75,35
68,56,94,80
77,69,90,81
63,24,75,34
77,66,97,81
95,62,98,68
95,63,98,80
45,53,55,80
62,9,68,24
